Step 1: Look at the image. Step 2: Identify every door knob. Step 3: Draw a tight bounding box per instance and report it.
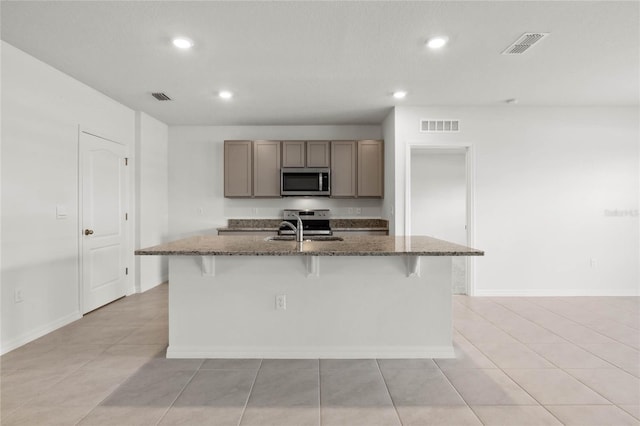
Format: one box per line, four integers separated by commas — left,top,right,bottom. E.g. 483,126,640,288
84,229,94,236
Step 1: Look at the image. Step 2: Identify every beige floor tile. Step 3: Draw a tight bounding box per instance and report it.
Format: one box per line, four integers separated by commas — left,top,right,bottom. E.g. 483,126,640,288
442,369,537,405
240,407,320,426
200,358,262,370
546,405,640,426
435,335,497,370
620,405,640,420
1,368,69,409
581,343,640,377
545,323,618,345
140,357,204,371
118,325,168,345
78,406,168,425
1,404,94,426
504,369,610,405
160,406,244,425
527,342,614,369
100,368,194,407
260,358,318,371
472,341,555,369
28,368,131,407
0,344,107,373
396,406,482,426
377,358,438,370
583,318,640,348
321,406,400,426
320,359,378,371
565,368,640,404
382,368,466,406
498,319,566,344
471,405,563,426
81,344,167,371
172,369,256,408
34,324,137,346
321,368,399,426
242,368,319,426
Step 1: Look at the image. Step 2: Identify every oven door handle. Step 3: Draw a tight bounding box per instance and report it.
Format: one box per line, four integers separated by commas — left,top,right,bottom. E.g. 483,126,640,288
319,173,322,191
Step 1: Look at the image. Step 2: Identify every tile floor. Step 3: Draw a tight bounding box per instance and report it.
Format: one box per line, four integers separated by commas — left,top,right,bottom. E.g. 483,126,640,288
1,284,638,425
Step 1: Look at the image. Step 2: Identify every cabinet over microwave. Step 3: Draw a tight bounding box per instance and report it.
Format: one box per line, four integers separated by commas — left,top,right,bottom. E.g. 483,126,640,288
281,168,330,196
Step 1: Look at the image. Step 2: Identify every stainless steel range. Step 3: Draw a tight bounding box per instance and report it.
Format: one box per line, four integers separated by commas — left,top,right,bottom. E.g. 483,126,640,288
279,209,332,236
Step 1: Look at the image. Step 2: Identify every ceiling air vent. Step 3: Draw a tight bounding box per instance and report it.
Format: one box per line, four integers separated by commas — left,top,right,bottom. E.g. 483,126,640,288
152,92,172,101
501,32,549,55
420,119,460,133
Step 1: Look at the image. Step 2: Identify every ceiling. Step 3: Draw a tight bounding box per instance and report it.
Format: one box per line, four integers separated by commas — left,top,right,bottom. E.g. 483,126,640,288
1,1,638,126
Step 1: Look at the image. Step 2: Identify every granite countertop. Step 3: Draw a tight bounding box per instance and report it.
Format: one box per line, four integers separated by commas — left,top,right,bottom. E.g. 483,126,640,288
136,235,484,257
217,218,389,233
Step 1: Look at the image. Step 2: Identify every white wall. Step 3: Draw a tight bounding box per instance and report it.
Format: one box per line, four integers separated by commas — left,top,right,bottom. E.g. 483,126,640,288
394,106,639,296
1,42,136,353
168,126,382,238
135,112,169,292
382,109,396,235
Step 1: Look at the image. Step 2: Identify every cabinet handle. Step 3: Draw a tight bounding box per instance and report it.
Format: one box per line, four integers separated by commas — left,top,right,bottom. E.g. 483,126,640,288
84,229,94,236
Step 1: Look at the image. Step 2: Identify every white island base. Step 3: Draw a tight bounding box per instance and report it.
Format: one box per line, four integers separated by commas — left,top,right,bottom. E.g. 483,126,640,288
167,255,455,359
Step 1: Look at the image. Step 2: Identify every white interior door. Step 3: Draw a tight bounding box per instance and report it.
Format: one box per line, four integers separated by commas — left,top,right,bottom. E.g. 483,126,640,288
411,149,468,293
80,131,127,313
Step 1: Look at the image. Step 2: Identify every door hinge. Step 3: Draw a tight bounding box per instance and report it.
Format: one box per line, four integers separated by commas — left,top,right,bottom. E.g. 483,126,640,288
125,267,129,275
125,213,128,221
124,158,129,166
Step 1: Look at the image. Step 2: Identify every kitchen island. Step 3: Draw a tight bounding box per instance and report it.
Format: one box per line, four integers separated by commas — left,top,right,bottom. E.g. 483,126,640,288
136,235,483,359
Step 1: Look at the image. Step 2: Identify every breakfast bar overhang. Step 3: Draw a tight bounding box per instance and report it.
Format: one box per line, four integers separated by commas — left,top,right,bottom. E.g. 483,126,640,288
136,235,483,359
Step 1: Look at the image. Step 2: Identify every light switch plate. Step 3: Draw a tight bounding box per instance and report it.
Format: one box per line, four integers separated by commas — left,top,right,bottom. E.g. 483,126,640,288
56,204,68,219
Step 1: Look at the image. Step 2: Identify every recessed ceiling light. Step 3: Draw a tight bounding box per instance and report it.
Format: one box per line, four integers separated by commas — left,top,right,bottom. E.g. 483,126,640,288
172,37,194,49
427,36,448,49
393,91,407,99
219,90,233,99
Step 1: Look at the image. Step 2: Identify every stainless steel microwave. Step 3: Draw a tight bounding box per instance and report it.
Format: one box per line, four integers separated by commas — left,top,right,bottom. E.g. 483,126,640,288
281,168,330,196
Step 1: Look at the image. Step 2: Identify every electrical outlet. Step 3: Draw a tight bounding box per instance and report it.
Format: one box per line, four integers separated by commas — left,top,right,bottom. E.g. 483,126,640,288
347,208,354,214
198,207,204,215
253,208,259,215
590,258,597,268
275,295,286,310
355,208,362,215
14,288,24,303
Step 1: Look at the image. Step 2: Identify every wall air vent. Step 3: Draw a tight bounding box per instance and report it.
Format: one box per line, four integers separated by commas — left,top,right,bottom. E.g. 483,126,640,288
420,119,460,133
152,92,172,101
502,33,549,55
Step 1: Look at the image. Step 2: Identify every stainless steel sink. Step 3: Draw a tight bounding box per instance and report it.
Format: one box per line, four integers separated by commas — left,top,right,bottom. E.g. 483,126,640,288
265,236,344,242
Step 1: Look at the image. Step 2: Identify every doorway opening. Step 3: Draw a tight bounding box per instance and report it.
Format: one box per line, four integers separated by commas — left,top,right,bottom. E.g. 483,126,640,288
405,144,476,295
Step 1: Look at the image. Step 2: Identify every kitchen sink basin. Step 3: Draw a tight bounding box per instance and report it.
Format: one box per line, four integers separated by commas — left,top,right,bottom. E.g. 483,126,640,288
265,236,344,242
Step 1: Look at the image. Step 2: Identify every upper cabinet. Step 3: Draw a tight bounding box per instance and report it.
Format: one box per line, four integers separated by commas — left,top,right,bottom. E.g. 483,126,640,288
282,140,330,168
357,140,384,198
253,140,281,197
306,141,330,167
282,141,305,167
330,141,357,197
224,140,253,197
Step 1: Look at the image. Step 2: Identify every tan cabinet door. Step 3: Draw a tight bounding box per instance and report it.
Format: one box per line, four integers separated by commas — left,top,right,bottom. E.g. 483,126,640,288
253,140,281,197
357,140,384,198
307,141,330,167
224,141,253,197
282,141,305,167
330,140,357,197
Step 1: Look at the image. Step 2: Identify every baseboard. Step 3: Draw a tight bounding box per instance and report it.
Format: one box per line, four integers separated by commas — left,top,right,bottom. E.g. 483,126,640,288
166,345,456,359
0,311,82,355
474,289,640,297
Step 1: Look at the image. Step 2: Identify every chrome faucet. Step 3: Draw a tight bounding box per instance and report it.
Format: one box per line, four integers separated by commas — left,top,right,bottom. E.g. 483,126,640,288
278,215,303,242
